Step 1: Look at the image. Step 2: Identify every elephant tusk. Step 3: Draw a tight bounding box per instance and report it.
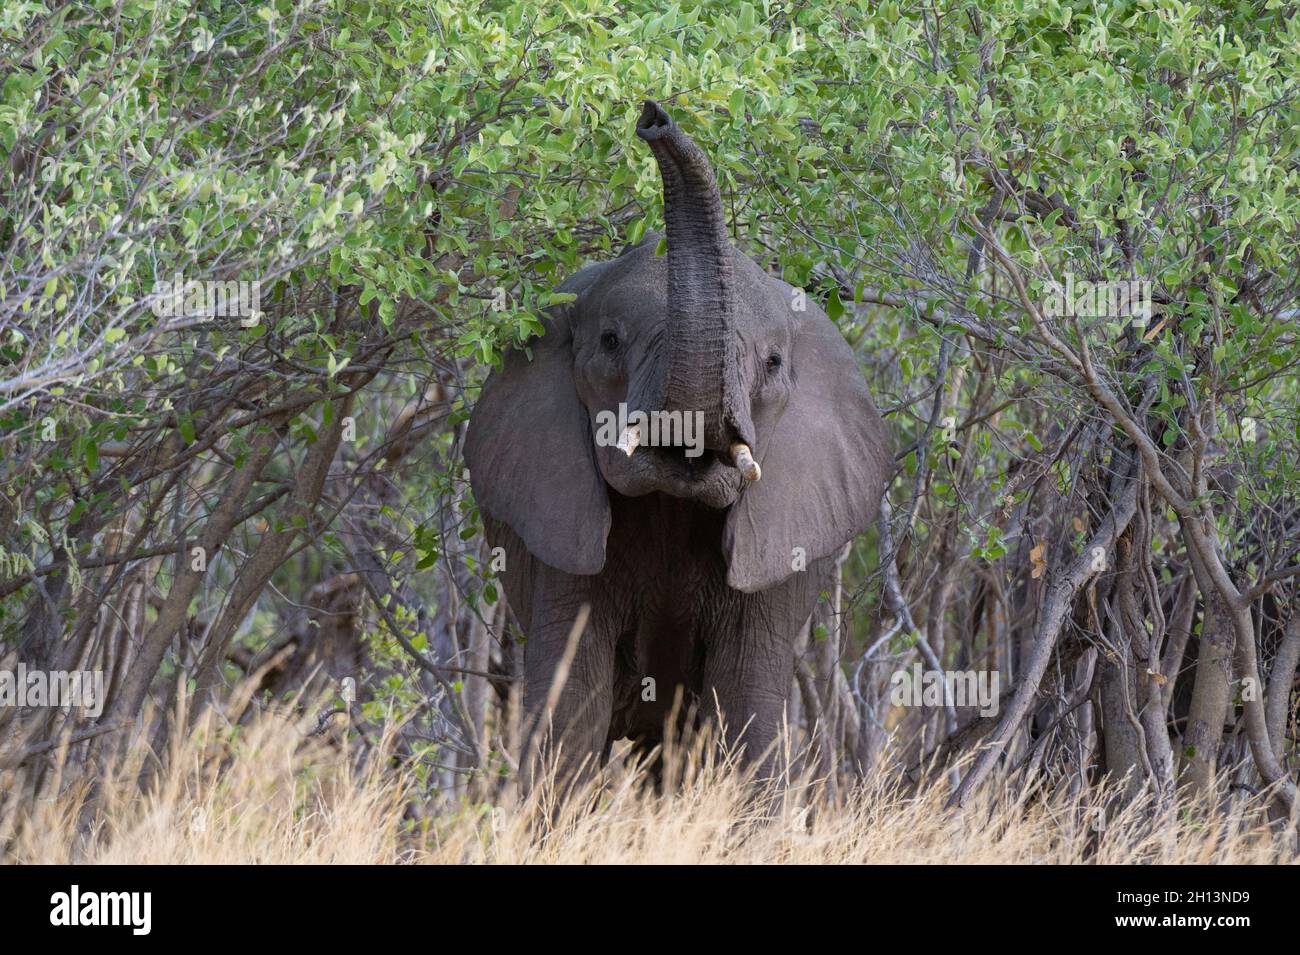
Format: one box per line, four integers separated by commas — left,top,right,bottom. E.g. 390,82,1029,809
616,425,643,457
730,442,761,482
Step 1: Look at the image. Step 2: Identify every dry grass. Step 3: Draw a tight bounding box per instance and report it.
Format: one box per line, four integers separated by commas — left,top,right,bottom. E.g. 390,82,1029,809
2,704,1295,864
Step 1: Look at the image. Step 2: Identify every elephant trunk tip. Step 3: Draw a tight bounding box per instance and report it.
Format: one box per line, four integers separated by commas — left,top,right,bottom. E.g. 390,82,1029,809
636,100,674,141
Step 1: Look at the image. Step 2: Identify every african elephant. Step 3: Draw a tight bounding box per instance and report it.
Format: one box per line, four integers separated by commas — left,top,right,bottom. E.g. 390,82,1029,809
465,101,892,789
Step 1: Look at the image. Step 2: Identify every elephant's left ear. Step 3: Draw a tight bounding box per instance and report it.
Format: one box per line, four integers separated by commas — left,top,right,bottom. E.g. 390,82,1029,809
723,308,893,593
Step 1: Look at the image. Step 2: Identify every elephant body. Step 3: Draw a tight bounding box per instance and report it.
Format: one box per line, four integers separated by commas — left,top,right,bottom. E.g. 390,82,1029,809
465,103,891,788
488,481,836,779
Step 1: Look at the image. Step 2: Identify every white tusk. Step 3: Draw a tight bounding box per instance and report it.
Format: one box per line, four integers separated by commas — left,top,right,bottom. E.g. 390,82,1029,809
616,425,643,457
731,442,761,482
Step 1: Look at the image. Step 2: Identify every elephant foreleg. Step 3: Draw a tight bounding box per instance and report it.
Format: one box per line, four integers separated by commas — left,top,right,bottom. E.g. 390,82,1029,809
703,616,796,783
702,565,827,783
520,579,616,796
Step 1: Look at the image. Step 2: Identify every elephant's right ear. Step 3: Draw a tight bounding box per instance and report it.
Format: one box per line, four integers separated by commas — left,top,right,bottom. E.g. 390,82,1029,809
465,313,610,576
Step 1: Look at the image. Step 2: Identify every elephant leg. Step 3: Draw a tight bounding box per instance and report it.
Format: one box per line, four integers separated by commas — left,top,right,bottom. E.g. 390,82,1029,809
624,732,666,792
703,643,792,782
702,564,827,783
702,607,796,783
520,572,617,796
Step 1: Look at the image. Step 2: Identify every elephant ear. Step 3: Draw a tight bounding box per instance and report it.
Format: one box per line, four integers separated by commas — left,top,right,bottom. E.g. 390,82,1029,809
465,310,610,576
723,308,892,593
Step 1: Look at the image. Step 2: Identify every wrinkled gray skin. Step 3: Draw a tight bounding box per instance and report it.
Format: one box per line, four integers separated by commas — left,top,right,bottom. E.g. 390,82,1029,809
465,102,892,789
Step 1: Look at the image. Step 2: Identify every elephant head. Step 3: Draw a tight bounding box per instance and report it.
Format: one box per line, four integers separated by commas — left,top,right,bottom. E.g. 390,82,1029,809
466,101,892,592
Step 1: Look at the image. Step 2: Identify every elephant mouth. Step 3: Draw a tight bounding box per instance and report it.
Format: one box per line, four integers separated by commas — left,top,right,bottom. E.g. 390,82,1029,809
597,441,743,508
647,446,742,506
651,445,720,480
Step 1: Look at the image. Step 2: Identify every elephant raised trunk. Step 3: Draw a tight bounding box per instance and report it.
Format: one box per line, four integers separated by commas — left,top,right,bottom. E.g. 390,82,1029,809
635,101,751,456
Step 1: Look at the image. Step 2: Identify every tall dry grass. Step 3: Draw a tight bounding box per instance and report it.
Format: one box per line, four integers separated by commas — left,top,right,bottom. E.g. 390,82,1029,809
2,701,1295,864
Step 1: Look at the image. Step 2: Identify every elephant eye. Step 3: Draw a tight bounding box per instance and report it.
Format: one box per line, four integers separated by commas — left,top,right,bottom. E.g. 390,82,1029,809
600,331,620,353
766,352,782,372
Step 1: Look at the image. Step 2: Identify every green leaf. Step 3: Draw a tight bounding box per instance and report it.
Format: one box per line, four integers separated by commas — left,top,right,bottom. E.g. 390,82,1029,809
826,287,845,323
